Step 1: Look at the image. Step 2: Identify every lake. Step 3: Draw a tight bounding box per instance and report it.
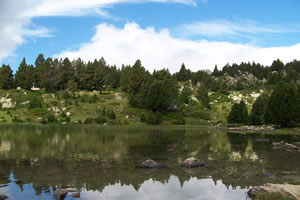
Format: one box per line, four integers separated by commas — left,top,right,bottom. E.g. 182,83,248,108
0,124,300,200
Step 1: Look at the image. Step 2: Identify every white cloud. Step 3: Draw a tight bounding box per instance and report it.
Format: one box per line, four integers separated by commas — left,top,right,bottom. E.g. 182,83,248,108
0,0,195,63
24,0,197,17
176,20,296,41
56,22,300,73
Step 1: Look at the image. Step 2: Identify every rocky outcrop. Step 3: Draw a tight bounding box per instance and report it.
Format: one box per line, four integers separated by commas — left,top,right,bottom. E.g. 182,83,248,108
228,126,275,131
248,183,300,200
273,141,300,152
137,159,165,168
180,157,205,168
0,195,8,200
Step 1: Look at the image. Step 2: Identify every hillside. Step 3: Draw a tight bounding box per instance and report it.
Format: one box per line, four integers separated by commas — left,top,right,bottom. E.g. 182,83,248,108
0,86,266,126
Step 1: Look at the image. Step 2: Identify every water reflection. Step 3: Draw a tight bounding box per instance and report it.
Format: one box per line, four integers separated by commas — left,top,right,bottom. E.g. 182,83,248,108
0,124,300,199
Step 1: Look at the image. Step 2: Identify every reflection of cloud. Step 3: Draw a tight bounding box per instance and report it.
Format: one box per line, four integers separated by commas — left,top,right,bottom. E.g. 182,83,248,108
81,176,247,200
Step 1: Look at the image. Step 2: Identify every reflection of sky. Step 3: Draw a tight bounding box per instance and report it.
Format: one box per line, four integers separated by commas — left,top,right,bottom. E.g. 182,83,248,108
81,176,247,200
0,175,248,200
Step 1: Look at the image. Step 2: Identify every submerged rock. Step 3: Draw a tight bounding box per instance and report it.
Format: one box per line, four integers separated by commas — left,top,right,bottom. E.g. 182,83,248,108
248,183,300,200
0,195,8,200
53,189,78,200
71,192,80,198
54,189,69,200
273,141,300,152
180,157,205,168
137,159,165,168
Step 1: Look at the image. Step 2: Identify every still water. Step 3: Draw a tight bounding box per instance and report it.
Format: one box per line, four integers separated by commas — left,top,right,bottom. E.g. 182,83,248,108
0,124,300,200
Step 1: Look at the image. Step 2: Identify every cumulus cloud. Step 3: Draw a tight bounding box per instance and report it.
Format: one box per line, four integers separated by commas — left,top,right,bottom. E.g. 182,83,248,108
0,0,54,62
0,0,195,62
57,22,300,72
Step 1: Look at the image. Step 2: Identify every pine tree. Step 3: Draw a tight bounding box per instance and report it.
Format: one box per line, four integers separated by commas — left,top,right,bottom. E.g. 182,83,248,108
249,93,269,125
0,64,14,89
264,82,298,127
196,85,210,108
228,100,249,124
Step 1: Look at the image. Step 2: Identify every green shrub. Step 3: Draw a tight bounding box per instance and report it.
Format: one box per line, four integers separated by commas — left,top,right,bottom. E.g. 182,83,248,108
46,113,57,123
140,114,146,122
30,108,49,116
107,109,116,120
84,118,94,124
95,116,106,124
255,192,296,200
28,96,43,109
61,111,67,118
12,116,24,122
146,112,162,125
172,116,186,125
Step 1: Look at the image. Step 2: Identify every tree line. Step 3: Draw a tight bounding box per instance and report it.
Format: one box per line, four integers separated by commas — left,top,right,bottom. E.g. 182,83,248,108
0,54,300,126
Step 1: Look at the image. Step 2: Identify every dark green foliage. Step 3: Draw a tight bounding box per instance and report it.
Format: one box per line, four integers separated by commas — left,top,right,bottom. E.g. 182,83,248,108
95,116,107,124
84,118,94,124
0,64,14,89
172,115,186,125
12,116,24,122
145,112,162,125
264,82,298,127
145,78,178,112
46,113,57,123
176,63,191,81
126,60,153,107
250,93,269,125
270,59,284,71
28,96,43,109
39,58,59,92
61,111,67,118
107,109,116,120
179,86,192,104
228,100,249,124
30,108,49,116
196,85,210,108
15,58,36,89
58,58,74,90
140,113,146,122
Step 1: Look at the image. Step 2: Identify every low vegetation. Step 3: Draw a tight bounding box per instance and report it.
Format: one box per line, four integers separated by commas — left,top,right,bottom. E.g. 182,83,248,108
0,54,299,127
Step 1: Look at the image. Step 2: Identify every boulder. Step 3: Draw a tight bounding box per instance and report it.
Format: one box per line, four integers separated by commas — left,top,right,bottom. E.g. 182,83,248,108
248,183,300,200
53,189,77,200
273,141,300,151
0,195,8,200
137,159,165,168
71,192,80,198
53,189,69,200
180,157,205,168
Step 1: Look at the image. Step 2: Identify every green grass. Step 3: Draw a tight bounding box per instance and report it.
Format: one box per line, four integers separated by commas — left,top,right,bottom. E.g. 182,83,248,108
255,192,296,200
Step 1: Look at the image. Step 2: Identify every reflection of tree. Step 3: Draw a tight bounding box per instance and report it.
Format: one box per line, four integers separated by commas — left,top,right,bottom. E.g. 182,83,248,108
1,125,300,195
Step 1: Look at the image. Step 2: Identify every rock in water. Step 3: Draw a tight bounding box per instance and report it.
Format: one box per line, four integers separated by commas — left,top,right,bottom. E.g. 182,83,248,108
71,192,80,198
248,183,300,200
137,159,165,168
53,189,69,200
273,141,300,151
180,157,205,168
0,195,8,200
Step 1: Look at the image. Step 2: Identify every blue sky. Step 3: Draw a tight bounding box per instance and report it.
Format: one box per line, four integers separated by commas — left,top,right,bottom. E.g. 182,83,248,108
1,0,300,72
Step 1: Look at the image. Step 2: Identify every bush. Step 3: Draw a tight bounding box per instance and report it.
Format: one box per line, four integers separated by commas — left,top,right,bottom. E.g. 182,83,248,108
172,116,186,125
12,116,24,122
61,111,67,118
95,116,106,124
30,108,49,116
28,96,43,109
146,112,162,125
84,118,94,124
107,109,116,120
46,113,57,123
140,114,146,122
